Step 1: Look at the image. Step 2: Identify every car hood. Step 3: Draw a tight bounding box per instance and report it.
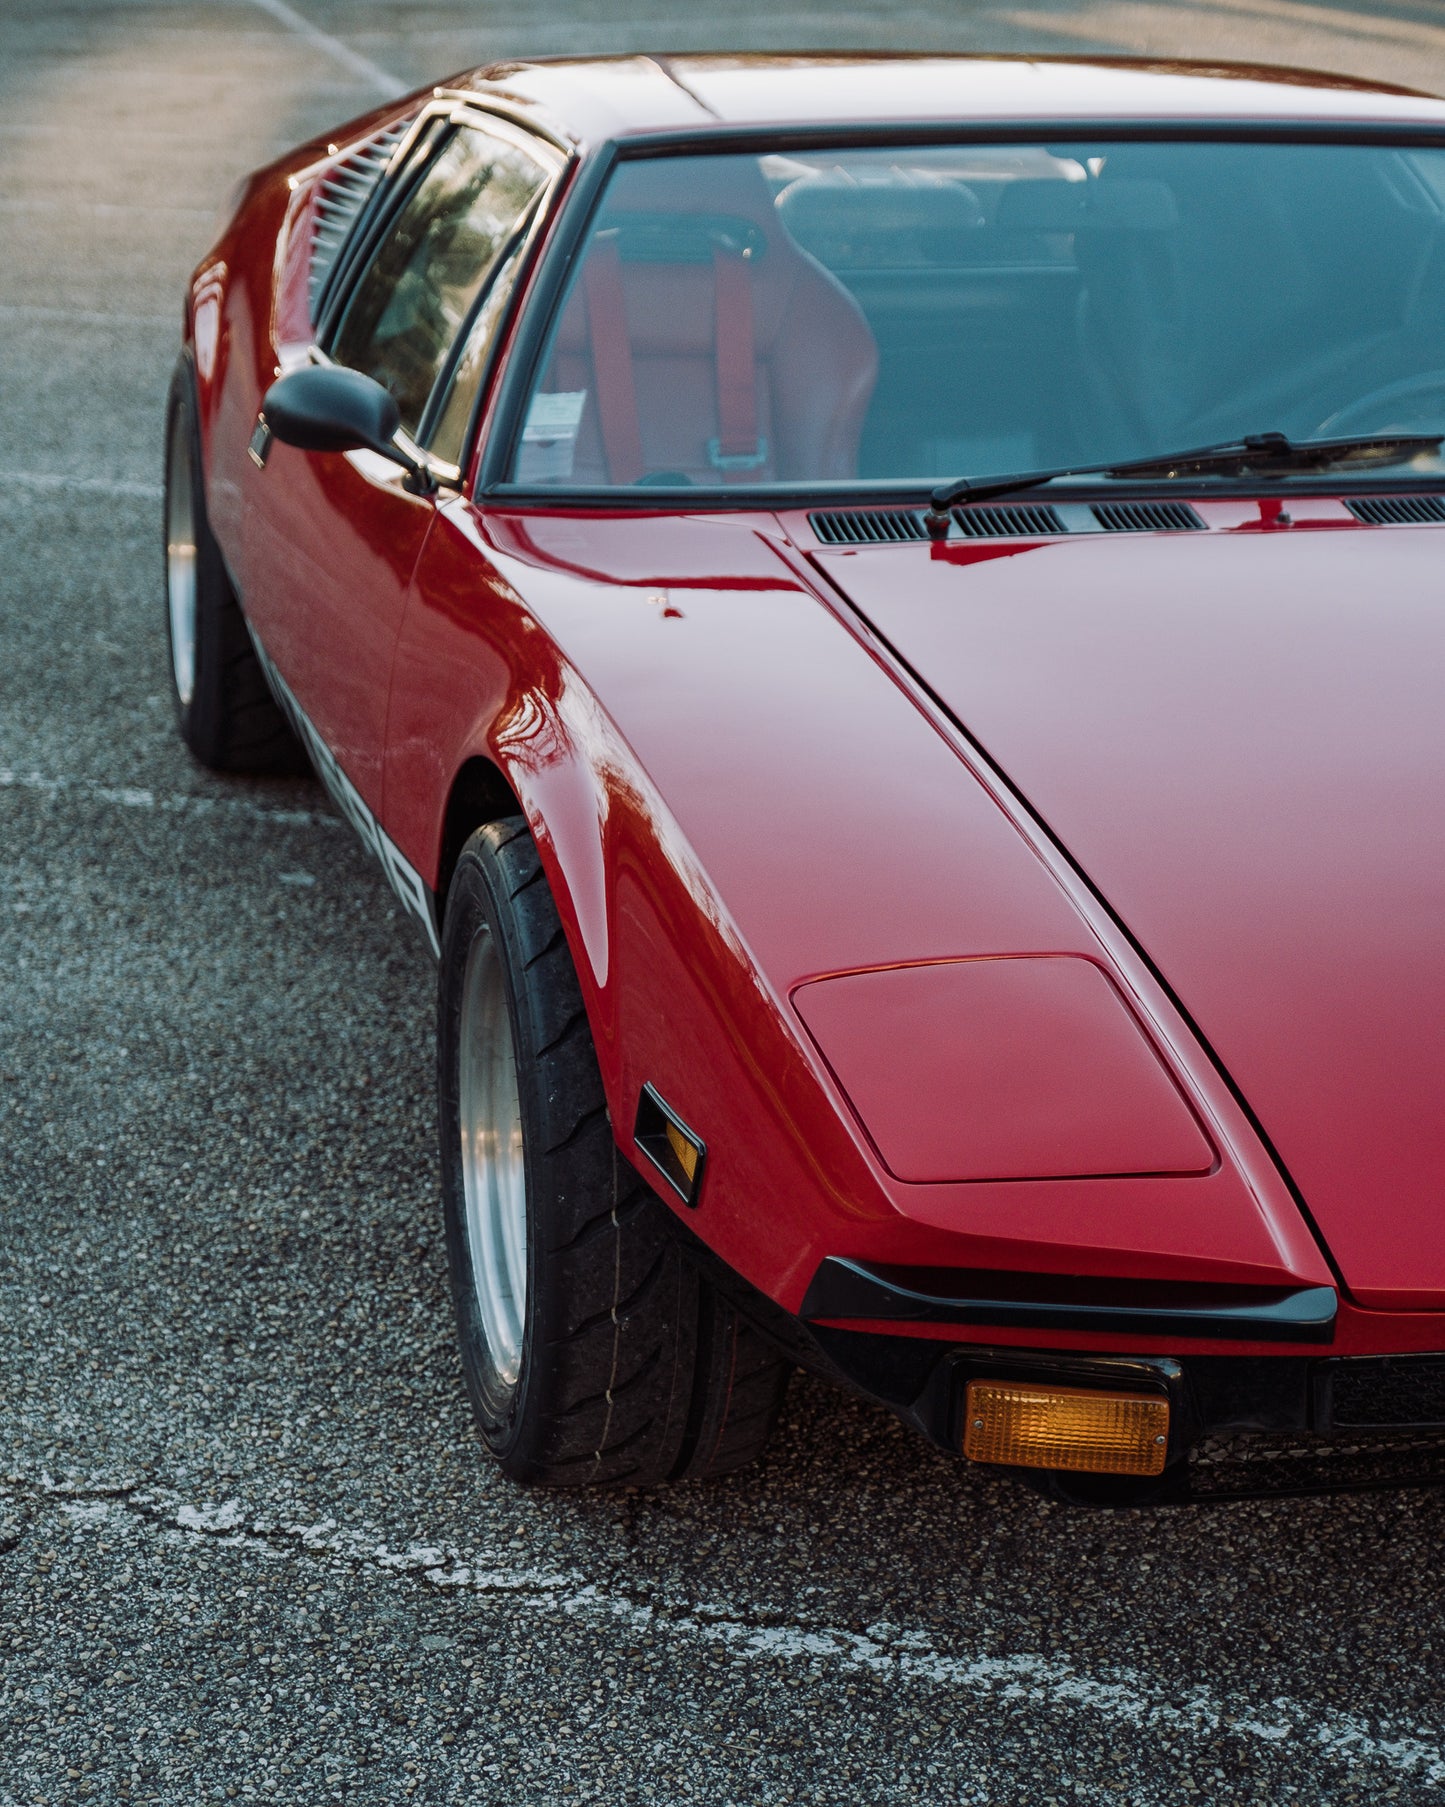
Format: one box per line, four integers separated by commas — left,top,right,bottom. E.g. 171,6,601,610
813,520,1445,1308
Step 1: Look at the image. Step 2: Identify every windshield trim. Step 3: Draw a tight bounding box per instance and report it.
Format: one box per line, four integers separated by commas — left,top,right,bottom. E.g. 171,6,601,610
476,124,1445,504
610,121,1445,157
478,472,1445,512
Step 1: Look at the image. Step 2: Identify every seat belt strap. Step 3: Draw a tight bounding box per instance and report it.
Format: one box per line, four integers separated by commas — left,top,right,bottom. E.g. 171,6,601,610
583,235,644,486
711,245,764,473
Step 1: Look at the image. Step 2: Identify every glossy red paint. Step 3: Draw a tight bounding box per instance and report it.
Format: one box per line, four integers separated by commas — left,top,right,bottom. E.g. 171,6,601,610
628,55,1445,130
812,525,1445,1310
393,505,1330,1330
448,53,1445,146
245,447,434,812
791,956,1215,1183
181,54,1445,1399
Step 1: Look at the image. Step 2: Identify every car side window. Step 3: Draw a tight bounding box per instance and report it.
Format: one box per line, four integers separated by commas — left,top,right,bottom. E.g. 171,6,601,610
329,125,549,441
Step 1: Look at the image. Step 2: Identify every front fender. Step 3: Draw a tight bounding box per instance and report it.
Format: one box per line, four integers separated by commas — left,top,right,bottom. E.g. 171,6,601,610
385,500,1333,1322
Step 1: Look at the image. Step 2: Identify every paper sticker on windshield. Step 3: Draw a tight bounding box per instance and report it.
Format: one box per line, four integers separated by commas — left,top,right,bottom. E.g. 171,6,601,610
519,389,586,481
523,390,587,440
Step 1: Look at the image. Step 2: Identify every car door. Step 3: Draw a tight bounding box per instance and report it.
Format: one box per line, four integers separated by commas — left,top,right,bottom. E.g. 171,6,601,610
242,111,560,816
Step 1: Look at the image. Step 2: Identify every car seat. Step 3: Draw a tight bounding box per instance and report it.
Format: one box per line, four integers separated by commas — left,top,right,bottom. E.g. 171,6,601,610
525,157,878,485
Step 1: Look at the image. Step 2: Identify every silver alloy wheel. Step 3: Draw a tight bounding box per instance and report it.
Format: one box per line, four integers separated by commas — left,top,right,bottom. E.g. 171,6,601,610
458,922,528,1386
165,405,198,708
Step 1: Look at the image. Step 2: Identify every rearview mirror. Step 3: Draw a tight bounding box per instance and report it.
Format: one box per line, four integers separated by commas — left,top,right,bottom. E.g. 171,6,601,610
261,366,435,492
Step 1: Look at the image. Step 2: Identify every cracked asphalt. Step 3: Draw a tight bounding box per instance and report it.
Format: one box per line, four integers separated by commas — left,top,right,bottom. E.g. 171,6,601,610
7,2,1445,1803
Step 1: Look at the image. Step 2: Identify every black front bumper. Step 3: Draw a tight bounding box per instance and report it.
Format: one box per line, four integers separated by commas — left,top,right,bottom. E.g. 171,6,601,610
812,1324,1445,1504
672,1216,1445,1504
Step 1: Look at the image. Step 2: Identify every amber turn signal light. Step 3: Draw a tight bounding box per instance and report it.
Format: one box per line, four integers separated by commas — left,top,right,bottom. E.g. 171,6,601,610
963,1380,1170,1477
634,1083,707,1207
664,1118,700,1185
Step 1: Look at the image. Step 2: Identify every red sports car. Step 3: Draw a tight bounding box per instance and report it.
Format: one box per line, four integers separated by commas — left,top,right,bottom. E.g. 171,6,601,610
165,53,1445,1503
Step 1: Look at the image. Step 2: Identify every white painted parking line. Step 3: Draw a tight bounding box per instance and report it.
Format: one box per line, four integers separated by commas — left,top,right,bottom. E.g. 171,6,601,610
0,199,214,219
0,304,175,327
27,1477,1445,1795
240,0,406,99
993,0,1445,54
0,122,286,145
0,767,340,830
2,474,162,499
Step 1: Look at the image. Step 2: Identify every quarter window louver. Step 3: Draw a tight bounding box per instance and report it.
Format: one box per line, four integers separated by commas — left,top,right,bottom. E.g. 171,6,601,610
1346,495,1445,526
809,510,928,546
952,503,1065,539
1091,501,1204,533
308,123,412,319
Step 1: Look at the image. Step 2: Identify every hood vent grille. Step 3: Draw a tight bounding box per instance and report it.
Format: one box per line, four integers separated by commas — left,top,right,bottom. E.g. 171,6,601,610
309,122,411,318
952,503,1066,538
811,499,1214,543
1347,495,1445,526
1091,501,1204,533
810,504,1070,545
810,509,927,545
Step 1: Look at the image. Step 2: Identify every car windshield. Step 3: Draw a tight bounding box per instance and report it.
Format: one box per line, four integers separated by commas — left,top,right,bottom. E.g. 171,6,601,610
508,138,1445,492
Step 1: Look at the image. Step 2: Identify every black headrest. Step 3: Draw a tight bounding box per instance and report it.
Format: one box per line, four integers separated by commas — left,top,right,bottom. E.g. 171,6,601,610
994,178,1179,233
776,171,984,264
591,213,766,264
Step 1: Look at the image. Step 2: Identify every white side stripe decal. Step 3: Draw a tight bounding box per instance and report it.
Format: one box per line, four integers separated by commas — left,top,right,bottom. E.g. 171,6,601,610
248,625,442,959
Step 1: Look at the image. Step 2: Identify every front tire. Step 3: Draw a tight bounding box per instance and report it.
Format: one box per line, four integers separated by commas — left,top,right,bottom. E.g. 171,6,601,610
438,820,790,1488
163,359,306,773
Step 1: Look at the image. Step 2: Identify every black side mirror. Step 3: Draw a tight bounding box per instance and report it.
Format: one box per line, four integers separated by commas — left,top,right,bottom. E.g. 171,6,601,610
261,367,435,493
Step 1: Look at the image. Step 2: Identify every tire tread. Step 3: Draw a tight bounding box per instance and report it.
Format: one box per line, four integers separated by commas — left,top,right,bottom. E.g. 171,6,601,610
164,359,308,776
440,821,789,1489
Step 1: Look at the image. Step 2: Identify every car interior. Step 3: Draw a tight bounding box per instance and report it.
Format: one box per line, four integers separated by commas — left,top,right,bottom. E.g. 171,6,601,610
520,155,879,487
512,140,1445,486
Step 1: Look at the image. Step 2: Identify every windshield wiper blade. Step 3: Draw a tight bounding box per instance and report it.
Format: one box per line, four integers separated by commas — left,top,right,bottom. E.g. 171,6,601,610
1107,430,1444,480
923,431,1443,538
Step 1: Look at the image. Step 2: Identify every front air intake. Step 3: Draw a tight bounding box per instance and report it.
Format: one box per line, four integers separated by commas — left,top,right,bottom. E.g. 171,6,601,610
809,509,928,545
1346,495,1445,526
1321,1354,1445,1430
308,122,411,319
1091,501,1205,533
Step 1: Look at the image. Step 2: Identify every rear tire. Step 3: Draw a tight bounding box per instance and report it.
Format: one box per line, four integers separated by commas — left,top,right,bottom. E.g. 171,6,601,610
438,820,790,1487
163,359,307,774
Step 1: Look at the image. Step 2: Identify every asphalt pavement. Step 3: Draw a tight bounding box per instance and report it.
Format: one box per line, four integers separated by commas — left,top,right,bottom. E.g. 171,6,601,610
6,3,1445,1803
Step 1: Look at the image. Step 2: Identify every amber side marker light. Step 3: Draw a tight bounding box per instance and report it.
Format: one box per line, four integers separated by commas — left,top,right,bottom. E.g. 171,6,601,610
634,1083,707,1208
665,1119,699,1185
963,1381,1170,1477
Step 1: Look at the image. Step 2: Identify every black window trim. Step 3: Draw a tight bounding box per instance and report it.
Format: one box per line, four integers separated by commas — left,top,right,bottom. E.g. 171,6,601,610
314,112,446,346
474,139,618,500
313,99,570,489
411,212,534,462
